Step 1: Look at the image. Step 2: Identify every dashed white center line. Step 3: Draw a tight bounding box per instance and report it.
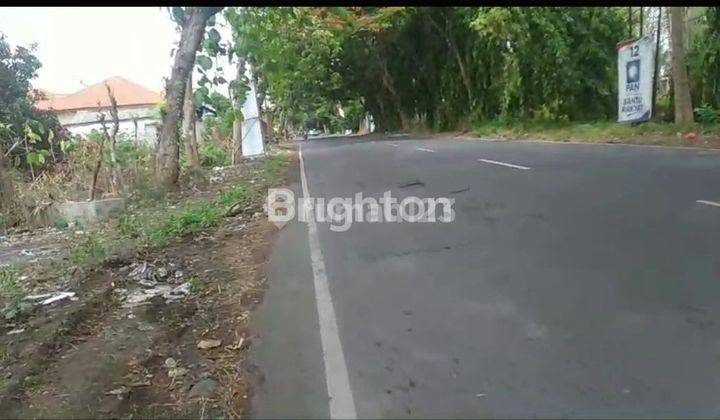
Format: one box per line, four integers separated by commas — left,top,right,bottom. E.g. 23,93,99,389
478,158,531,170
416,147,435,153
697,200,720,208
390,143,399,147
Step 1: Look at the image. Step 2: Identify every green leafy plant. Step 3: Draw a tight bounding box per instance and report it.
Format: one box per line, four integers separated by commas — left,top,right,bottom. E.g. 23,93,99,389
71,236,108,267
145,202,222,246
52,218,69,230
116,213,142,239
188,275,206,292
217,185,249,207
198,141,229,167
0,268,29,320
695,104,720,125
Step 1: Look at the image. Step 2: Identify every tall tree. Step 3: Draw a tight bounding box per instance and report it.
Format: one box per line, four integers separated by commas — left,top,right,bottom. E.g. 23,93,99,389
231,56,245,164
670,7,695,125
0,143,12,217
688,7,720,110
182,73,199,169
0,34,58,218
157,6,222,190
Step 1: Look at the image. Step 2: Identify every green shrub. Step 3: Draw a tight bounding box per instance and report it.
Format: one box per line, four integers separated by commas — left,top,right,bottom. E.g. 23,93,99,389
695,104,720,125
188,275,206,292
116,212,142,239
52,219,69,230
71,235,107,267
198,141,229,167
145,202,221,246
262,154,290,182
0,268,29,320
218,186,249,207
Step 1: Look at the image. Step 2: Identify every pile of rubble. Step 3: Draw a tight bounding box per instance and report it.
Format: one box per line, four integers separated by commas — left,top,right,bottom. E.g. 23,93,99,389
118,261,192,308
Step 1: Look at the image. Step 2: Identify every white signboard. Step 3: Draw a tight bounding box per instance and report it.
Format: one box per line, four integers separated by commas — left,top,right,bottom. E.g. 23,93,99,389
617,36,655,123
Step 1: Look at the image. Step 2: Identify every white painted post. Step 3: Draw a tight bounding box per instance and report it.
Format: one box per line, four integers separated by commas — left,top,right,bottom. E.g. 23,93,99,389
241,71,265,158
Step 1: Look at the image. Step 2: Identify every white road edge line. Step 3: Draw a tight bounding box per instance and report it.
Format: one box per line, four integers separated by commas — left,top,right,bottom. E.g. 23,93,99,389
478,158,531,170
299,144,358,419
390,143,399,147
697,200,720,208
416,147,435,153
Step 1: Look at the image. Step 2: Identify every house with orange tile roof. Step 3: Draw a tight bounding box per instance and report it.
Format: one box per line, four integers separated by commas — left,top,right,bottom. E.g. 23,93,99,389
35,76,164,143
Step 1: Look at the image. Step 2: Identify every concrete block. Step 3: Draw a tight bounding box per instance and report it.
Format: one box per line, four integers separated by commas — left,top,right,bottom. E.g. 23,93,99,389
54,198,126,225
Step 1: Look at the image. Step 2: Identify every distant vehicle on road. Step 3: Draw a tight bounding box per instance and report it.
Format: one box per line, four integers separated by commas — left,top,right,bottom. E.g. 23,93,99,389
308,129,322,136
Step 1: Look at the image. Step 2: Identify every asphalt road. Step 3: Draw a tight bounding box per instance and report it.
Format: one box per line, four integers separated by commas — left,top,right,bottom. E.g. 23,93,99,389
250,135,720,418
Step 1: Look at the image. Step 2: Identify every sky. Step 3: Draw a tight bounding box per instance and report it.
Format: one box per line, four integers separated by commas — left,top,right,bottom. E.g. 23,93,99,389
0,7,234,95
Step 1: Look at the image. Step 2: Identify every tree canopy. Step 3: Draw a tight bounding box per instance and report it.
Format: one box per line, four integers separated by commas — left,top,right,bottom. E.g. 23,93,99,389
0,34,59,170
226,7,632,132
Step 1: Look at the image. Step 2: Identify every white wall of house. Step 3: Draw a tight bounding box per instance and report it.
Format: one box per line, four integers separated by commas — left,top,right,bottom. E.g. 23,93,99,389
56,105,160,145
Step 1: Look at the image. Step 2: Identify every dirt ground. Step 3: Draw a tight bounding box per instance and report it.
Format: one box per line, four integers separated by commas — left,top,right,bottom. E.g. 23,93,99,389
0,148,297,418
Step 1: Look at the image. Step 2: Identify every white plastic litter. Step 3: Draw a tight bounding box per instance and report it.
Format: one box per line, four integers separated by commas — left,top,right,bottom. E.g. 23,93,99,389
24,291,77,305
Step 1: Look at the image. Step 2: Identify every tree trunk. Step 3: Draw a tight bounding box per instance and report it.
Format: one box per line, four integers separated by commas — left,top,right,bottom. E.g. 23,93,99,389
0,146,14,216
182,73,200,169
231,56,246,165
670,7,694,125
104,84,122,195
156,6,222,190
379,56,410,131
89,115,108,201
427,12,474,105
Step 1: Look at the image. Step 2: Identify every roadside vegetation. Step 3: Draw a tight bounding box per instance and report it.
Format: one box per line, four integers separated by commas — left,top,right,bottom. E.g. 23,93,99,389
0,9,294,415
228,7,720,145
471,119,720,148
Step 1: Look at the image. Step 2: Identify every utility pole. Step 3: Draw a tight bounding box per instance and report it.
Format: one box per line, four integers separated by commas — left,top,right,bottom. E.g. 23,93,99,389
628,7,633,38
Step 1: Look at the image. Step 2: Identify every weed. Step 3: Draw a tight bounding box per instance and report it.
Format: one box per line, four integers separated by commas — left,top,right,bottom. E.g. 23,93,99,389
262,154,290,183
218,186,249,207
0,268,29,320
23,374,42,392
116,213,142,239
695,104,720,125
71,235,107,268
0,343,9,363
188,275,206,292
145,203,221,247
52,219,69,231
199,141,230,167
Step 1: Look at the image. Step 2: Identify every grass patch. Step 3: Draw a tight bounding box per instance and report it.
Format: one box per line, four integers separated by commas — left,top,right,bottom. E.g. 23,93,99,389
472,119,720,147
217,186,250,207
145,202,222,247
188,275,206,292
106,149,293,252
71,236,108,268
0,267,30,320
262,154,290,182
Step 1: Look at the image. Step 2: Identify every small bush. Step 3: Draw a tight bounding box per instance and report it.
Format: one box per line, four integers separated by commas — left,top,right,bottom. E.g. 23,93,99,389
263,154,289,182
145,202,221,246
52,219,69,230
218,186,249,207
117,213,142,239
695,104,720,125
188,275,206,292
71,235,107,267
0,268,29,320
199,141,230,167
